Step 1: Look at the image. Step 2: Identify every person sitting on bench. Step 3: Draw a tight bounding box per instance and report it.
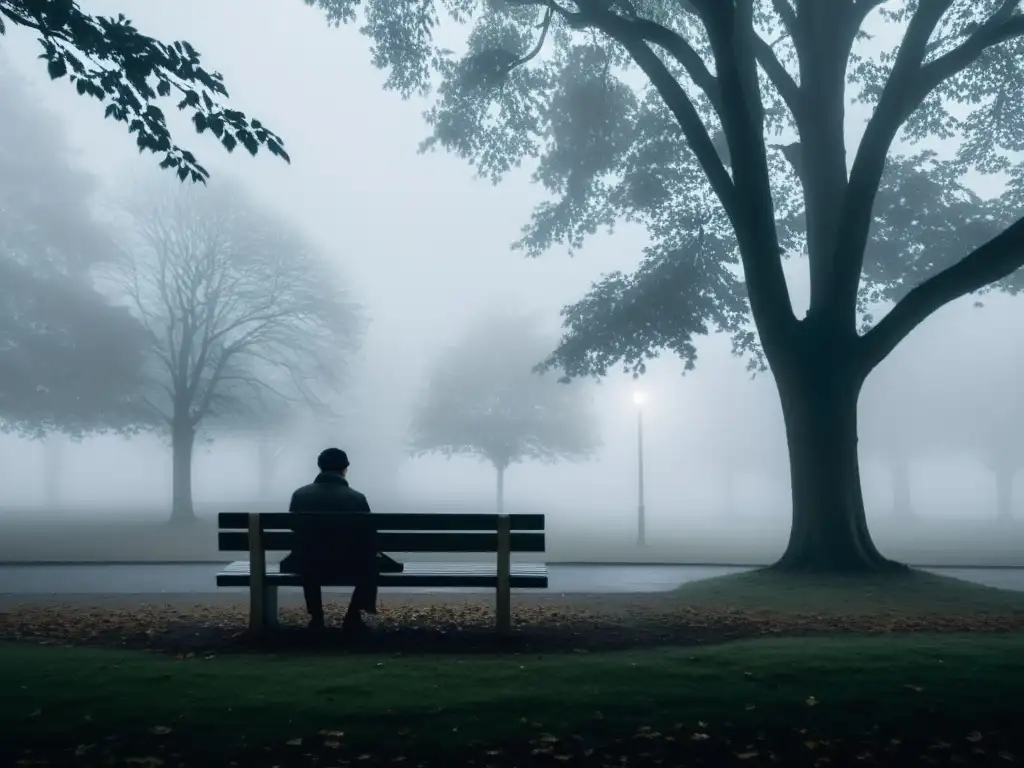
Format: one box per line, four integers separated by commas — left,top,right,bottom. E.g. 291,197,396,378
279,448,378,634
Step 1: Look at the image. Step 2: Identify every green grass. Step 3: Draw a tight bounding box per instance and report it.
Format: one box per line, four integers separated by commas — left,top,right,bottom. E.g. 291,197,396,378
3,635,1024,763
672,567,1024,614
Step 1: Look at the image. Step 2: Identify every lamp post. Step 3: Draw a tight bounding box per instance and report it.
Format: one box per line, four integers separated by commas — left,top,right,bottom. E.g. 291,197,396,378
633,391,646,546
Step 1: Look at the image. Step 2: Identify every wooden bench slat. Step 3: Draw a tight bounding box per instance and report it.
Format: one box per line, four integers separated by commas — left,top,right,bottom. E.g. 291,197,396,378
219,561,548,575
218,531,546,553
215,560,549,589
218,511,546,531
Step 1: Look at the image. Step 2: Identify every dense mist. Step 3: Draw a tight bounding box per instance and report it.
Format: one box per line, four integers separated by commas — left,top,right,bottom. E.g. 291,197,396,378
1,0,1023,566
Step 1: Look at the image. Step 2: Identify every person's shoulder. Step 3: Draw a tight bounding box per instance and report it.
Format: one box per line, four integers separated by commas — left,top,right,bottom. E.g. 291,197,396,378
346,485,368,500
346,486,371,507
288,483,318,509
291,482,317,497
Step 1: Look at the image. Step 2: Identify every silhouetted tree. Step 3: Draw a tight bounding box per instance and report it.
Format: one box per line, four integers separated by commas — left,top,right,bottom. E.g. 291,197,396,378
956,348,1024,522
410,313,600,513
0,0,288,181
105,179,363,522
0,57,150,445
313,1,1024,572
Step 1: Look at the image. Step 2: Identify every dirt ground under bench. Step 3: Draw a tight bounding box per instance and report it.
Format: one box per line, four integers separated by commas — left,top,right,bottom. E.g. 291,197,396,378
3,590,1024,656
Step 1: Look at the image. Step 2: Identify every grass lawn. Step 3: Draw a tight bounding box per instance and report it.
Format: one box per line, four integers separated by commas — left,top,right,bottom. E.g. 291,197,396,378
671,568,1024,615
3,635,1024,765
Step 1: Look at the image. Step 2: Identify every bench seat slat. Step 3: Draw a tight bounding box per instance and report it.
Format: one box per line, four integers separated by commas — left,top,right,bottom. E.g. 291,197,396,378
218,511,545,531
218,531,545,553
215,560,549,589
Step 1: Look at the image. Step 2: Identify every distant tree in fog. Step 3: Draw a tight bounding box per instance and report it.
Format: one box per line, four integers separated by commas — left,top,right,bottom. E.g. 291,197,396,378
861,317,1024,524
0,58,151,447
103,179,363,523
951,350,1024,523
202,384,338,503
0,0,288,182
410,313,600,514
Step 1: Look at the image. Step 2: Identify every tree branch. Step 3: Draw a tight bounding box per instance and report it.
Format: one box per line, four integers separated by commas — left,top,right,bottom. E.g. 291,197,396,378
750,32,800,116
916,0,1024,96
698,0,797,348
588,9,740,222
852,0,887,27
860,214,1024,371
829,0,952,323
628,17,722,111
770,0,799,41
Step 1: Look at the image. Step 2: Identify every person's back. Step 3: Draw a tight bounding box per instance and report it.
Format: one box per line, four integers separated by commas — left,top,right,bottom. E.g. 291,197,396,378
280,447,378,633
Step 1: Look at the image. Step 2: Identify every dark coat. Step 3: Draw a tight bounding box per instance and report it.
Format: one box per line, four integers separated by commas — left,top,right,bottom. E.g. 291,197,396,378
279,472,377,582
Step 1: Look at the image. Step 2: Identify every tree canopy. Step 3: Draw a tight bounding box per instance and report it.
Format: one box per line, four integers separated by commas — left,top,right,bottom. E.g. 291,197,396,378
0,55,150,437
1,0,289,182
312,0,1024,572
410,312,600,511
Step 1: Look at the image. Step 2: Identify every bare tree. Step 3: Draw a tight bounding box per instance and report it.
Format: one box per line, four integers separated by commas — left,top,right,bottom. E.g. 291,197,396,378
106,178,363,522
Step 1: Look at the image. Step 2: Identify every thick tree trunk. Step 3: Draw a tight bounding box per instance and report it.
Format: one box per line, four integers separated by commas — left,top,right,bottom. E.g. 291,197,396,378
995,464,1015,522
890,455,914,519
170,421,197,524
495,464,505,515
771,350,902,574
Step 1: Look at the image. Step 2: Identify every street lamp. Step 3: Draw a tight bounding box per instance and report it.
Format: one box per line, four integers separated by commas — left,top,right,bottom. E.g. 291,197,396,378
632,391,646,546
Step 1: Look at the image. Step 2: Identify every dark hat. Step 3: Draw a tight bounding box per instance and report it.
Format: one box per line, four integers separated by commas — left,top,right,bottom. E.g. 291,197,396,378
317,447,350,472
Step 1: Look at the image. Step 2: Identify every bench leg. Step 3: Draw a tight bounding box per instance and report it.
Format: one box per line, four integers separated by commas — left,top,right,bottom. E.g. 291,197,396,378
249,584,279,633
496,589,511,634
263,586,279,629
496,515,512,634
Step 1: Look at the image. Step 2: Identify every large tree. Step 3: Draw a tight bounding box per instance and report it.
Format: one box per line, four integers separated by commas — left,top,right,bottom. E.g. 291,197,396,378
1,0,289,181
105,179,363,523
312,0,1024,572
410,313,600,513
0,54,150,441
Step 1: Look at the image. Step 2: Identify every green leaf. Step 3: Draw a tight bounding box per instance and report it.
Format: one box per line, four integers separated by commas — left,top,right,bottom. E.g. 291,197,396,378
47,57,67,80
236,129,259,156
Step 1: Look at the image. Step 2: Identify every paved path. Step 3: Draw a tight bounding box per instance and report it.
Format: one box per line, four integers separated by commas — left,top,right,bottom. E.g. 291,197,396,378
2,563,1024,595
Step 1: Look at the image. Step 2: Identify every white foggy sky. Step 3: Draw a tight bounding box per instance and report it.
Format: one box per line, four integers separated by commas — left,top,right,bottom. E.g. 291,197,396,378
0,1,1021,522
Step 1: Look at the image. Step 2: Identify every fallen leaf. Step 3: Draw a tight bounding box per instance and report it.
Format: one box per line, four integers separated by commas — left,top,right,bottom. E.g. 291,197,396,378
806,696,819,706
286,738,302,746
736,750,759,760
147,726,172,735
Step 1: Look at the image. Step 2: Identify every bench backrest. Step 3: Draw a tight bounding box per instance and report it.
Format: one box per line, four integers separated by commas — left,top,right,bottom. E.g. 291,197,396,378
217,512,546,554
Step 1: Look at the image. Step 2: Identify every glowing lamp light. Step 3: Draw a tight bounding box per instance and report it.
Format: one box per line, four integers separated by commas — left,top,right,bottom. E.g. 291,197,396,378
632,391,646,406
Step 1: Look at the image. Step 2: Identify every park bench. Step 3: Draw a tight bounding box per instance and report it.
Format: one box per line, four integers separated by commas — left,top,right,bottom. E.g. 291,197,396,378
216,512,547,634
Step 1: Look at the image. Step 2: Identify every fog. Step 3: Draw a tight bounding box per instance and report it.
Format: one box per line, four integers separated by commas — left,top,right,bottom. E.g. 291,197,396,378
1,1,1022,564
